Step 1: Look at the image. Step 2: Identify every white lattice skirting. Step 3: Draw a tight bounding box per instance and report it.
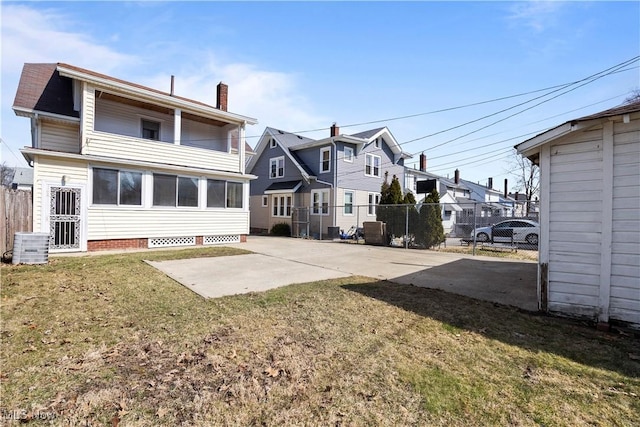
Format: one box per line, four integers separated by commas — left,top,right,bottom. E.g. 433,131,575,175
204,235,241,245
148,236,196,248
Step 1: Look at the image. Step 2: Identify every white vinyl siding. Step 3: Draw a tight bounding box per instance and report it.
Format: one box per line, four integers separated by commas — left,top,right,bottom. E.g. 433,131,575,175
180,118,228,152
83,131,240,172
87,208,249,240
609,121,640,324
40,121,80,153
94,97,175,143
32,157,88,233
547,134,603,316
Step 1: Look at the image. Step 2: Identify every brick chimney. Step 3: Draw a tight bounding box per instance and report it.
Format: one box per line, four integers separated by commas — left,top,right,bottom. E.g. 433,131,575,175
419,153,427,172
330,123,339,137
216,82,228,111
487,177,493,189
454,169,460,184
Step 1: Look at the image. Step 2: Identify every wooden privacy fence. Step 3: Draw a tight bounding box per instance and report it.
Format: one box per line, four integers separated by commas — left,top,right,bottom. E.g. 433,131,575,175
1,187,33,256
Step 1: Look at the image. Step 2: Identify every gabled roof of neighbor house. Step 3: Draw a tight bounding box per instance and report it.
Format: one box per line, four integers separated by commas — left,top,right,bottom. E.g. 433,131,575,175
516,100,640,155
13,63,257,126
247,126,411,180
247,127,317,180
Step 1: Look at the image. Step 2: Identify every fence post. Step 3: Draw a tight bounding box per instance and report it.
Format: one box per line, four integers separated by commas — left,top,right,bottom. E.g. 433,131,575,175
319,209,323,240
404,204,409,249
472,202,477,256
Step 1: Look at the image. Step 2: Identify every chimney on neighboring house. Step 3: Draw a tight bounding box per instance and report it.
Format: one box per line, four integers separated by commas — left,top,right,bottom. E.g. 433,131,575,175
170,75,175,96
419,153,427,172
487,177,493,189
454,169,460,184
330,123,339,137
504,179,508,198
216,82,228,111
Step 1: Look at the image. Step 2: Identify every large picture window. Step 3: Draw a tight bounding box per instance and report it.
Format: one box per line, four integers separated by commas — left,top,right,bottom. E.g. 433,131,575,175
365,154,381,177
93,167,142,206
153,174,199,207
207,179,244,209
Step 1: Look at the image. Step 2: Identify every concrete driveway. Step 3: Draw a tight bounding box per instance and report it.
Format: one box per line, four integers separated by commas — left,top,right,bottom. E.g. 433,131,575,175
147,236,539,311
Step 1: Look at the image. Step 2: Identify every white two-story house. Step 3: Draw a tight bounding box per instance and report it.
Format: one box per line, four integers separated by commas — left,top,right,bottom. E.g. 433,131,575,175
12,63,257,252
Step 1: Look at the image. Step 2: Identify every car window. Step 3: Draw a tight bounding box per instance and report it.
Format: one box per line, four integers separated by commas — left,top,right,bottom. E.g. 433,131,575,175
514,221,533,228
494,222,511,228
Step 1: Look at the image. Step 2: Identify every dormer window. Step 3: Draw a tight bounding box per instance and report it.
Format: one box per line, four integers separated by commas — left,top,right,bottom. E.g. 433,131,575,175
141,119,160,141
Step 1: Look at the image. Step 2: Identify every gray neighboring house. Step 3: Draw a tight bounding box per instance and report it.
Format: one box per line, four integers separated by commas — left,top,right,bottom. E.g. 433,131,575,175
247,124,411,237
516,100,640,330
11,167,34,190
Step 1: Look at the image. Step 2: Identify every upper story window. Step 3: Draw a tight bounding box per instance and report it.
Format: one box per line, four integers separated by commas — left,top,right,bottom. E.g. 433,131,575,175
343,146,354,162
374,138,381,149
270,138,277,149
365,153,381,177
270,156,285,179
141,119,161,141
92,167,142,206
320,147,331,173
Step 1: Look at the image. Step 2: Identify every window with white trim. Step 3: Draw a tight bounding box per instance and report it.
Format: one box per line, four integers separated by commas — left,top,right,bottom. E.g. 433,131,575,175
311,190,329,215
206,179,244,209
92,167,142,206
262,195,268,207
141,119,160,141
344,191,354,215
343,146,354,162
320,147,331,173
270,156,285,178
272,195,292,217
368,192,380,216
374,138,381,149
153,174,198,207
269,138,277,148
365,154,381,177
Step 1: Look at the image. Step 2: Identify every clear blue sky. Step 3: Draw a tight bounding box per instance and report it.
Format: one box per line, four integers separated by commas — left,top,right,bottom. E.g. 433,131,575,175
1,1,638,189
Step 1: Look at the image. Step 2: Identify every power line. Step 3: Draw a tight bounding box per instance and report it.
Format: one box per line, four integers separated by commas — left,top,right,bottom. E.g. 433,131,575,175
402,57,639,151
403,92,628,166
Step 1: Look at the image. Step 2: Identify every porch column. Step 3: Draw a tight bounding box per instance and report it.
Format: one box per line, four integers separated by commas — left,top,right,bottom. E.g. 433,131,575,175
174,108,181,145
239,122,246,174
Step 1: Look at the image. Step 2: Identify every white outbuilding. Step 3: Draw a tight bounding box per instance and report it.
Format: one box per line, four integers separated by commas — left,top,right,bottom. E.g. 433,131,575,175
516,100,640,330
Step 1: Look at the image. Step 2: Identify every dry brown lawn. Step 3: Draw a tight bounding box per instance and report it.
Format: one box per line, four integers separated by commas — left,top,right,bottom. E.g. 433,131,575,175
1,247,638,426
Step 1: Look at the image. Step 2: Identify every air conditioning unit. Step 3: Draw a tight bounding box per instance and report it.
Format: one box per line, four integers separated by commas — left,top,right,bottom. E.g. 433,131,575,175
12,232,50,265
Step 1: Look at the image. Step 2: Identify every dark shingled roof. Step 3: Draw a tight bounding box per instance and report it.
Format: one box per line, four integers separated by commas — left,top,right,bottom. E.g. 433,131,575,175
350,127,385,139
13,63,78,118
575,99,640,122
264,180,302,192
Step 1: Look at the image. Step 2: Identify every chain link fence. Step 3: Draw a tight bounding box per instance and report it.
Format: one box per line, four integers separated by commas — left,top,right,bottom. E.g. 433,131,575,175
291,200,540,251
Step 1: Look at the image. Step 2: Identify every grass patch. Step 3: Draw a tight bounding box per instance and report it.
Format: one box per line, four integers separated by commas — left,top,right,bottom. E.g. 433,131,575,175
1,247,638,425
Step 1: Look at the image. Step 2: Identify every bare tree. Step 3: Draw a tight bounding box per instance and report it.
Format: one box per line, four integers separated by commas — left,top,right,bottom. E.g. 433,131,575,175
1,162,15,187
624,89,640,104
508,150,539,216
